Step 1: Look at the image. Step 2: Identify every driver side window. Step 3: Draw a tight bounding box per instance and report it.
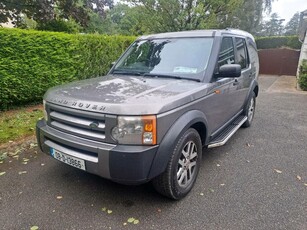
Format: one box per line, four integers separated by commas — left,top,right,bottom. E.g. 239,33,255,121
218,37,235,68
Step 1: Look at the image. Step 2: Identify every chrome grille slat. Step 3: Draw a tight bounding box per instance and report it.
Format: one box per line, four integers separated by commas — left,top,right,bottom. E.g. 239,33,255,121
50,111,105,131
51,121,105,141
48,106,108,142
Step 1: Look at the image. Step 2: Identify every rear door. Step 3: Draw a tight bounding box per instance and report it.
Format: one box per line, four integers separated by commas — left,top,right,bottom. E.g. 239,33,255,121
233,37,252,107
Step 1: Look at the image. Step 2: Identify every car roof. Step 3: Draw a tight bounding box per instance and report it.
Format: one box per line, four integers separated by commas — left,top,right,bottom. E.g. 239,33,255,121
138,29,255,42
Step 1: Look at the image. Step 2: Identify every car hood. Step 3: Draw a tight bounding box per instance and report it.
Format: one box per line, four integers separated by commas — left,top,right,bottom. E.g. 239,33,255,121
45,75,213,115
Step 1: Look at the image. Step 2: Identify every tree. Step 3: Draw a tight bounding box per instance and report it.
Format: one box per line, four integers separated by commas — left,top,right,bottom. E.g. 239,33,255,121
85,0,114,17
107,4,149,35
88,0,275,35
0,0,55,26
284,12,300,35
121,0,275,34
56,0,114,27
85,3,152,35
219,0,274,34
262,13,285,36
17,15,37,29
126,0,244,33
0,0,113,29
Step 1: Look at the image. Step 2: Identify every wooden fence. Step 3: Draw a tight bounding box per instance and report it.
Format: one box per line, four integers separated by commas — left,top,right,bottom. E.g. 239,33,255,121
258,49,300,76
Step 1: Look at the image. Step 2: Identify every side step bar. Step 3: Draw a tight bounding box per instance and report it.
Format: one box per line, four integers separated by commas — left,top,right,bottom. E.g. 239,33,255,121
208,115,247,148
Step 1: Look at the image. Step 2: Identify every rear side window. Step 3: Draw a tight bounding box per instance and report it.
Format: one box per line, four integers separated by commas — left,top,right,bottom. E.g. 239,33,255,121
235,37,248,69
218,37,235,68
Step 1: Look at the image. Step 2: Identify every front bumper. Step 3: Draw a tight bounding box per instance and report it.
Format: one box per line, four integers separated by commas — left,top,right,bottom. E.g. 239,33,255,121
36,119,159,184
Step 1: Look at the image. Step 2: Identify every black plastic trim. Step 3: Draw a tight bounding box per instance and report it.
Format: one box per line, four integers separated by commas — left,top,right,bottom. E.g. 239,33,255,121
243,79,259,108
109,145,158,184
148,110,208,179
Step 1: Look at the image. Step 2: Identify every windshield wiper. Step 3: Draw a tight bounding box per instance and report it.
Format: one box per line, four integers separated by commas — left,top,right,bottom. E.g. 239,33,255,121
112,70,142,76
142,73,200,82
112,70,200,82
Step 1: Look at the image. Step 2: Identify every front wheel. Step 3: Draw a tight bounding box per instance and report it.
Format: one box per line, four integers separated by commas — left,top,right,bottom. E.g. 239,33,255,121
153,128,202,200
242,92,256,128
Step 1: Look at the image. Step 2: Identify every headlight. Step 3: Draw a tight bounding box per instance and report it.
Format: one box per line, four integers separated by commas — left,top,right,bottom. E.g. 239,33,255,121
111,116,157,145
43,100,48,121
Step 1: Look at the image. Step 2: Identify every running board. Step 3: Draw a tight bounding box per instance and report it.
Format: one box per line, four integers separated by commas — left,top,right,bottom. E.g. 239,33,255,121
208,115,247,148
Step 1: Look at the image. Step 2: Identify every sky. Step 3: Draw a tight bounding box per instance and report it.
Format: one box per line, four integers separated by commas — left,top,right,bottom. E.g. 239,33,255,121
269,0,307,23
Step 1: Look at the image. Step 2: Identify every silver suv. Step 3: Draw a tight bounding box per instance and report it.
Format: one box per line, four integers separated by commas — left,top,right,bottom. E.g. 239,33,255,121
36,29,259,199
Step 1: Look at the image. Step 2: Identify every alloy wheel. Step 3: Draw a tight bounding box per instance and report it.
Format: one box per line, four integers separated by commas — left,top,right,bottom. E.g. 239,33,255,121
177,141,198,188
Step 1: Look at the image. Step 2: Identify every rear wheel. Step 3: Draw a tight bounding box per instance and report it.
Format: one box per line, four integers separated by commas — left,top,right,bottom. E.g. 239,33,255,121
153,128,202,200
242,92,256,128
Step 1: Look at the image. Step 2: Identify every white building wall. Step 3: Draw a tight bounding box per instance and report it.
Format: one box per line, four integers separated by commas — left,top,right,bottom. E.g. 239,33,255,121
0,18,14,28
297,11,307,90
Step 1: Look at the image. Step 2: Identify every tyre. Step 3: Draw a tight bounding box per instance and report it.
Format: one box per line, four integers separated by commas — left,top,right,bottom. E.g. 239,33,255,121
153,128,202,200
242,92,256,128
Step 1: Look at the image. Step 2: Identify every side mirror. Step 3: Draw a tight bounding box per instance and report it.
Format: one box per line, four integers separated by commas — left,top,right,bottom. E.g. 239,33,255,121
218,64,241,78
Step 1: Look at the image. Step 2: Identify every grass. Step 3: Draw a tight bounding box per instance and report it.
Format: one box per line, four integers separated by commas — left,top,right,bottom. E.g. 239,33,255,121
0,105,43,144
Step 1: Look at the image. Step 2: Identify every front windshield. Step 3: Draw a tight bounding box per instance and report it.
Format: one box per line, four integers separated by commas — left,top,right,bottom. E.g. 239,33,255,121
112,37,214,80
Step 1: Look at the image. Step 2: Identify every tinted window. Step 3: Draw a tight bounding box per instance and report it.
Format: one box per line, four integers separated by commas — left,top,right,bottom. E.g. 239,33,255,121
218,37,235,68
235,38,248,69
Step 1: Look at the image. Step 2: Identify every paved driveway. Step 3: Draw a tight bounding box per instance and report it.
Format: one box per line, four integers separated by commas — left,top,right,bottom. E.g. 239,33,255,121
0,76,306,230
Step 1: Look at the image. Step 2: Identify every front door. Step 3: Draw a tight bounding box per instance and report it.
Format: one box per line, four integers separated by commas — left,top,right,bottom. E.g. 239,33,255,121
206,36,240,133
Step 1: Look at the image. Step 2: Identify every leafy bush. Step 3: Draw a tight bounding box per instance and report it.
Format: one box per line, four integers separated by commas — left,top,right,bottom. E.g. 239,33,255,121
37,18,81,34
256,36,301,50
298,60,307,91
0,28,135,110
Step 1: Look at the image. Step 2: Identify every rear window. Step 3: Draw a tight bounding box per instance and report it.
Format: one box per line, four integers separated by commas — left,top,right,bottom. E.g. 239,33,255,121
235,38,249,69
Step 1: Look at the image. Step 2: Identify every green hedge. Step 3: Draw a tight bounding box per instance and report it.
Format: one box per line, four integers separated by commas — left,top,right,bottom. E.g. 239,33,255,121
298,60,307,91
0,28,135,110
256,36,301,50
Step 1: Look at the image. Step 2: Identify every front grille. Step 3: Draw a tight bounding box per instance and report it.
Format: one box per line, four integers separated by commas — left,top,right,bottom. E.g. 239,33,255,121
47,104,115,143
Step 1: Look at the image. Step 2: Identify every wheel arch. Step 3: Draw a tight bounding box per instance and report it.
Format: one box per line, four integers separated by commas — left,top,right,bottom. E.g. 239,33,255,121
191,122,207,147
148,110,208,179
253,84,259,97
243,80,259,108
